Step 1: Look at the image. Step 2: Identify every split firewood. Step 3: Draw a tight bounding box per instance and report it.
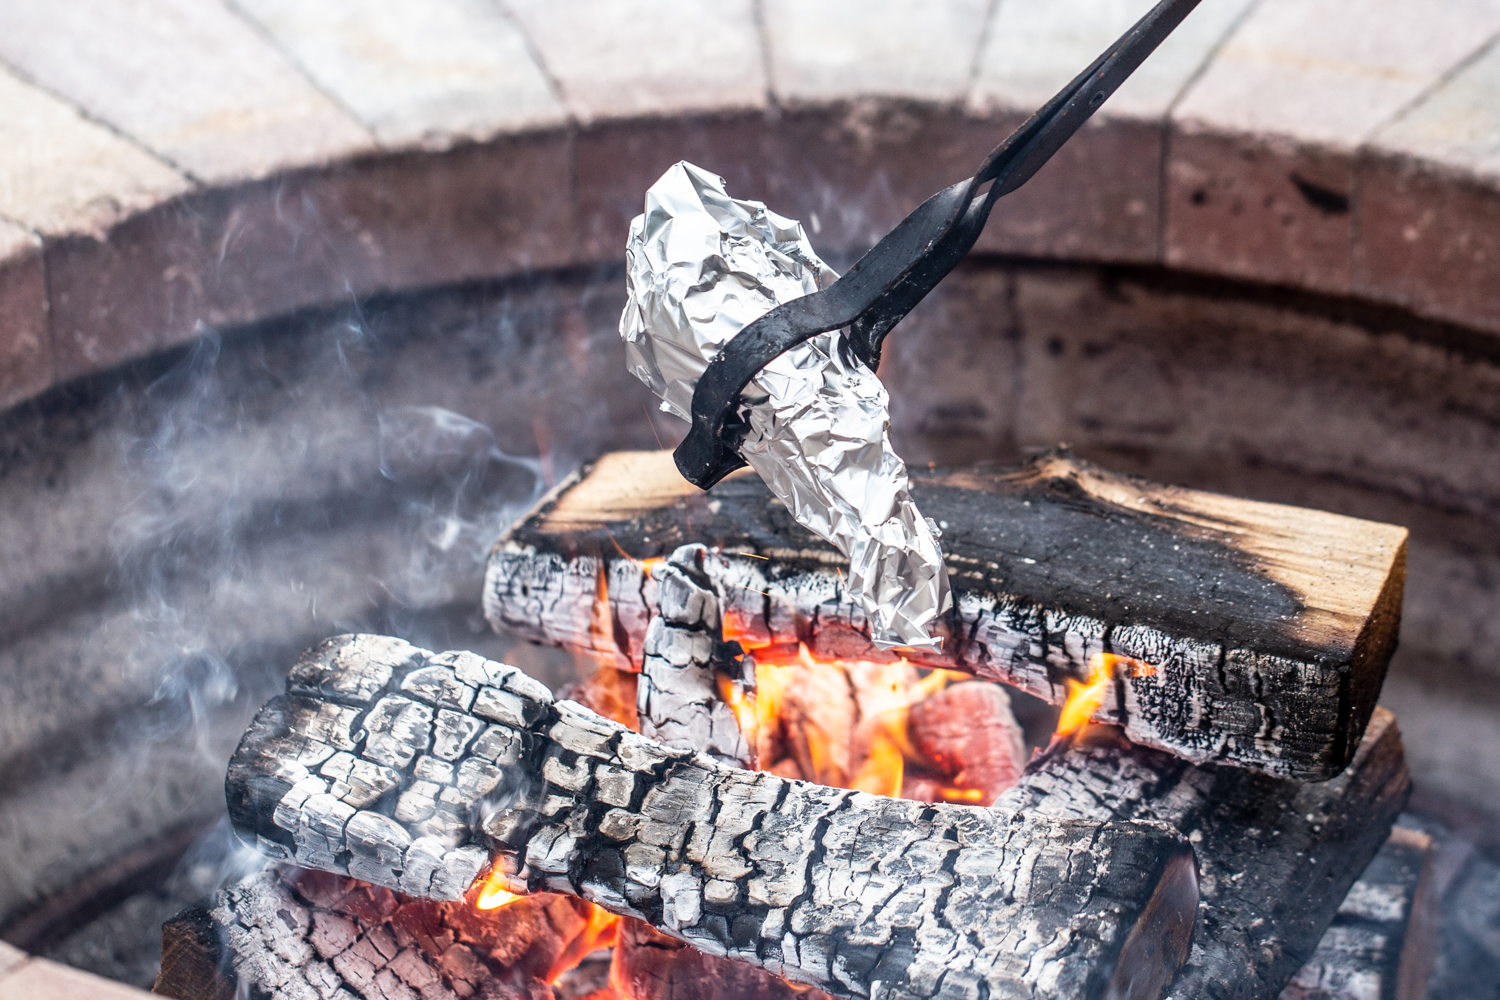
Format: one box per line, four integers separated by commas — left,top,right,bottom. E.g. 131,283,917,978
226,634,1192,1000
221,634,1412,1000
1278,826,1437,1000
153,866,607,1000
484,450,1407,780
997,709,1410,1000
610,917,834,1000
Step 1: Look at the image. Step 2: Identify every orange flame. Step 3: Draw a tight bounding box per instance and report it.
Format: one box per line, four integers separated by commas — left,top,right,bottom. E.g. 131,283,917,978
547,902,620,983
715,620,983,803
1055,652,1157,737
475,866,522,910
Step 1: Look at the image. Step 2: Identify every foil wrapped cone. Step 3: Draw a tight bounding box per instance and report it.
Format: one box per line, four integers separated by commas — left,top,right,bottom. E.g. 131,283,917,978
620,161,951,649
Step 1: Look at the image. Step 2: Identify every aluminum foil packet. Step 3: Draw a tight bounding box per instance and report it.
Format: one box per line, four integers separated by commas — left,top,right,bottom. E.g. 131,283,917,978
619,161,951,650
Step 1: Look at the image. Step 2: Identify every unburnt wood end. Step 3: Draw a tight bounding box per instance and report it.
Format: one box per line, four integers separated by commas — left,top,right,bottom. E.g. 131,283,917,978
484,450,1407,780
217,634,1409,1000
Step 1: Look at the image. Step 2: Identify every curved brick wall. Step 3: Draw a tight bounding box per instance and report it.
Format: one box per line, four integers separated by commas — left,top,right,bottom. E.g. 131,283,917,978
3,0,1500,411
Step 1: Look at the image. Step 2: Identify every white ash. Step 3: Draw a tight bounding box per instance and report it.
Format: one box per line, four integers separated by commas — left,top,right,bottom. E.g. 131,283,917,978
228,634,1186,1000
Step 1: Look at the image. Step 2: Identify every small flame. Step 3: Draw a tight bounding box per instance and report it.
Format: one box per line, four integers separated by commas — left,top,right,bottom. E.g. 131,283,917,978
716,621,986,803
1055,652,1157,738
475,866,522,910
546,903,620,984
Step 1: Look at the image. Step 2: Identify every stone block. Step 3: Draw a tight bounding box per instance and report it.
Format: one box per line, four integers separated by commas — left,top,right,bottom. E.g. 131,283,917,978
1168,0,1500,292
43,130,574,384
875,261,1017,468
1006,265,1500,516
0,225,48,410
970,0,1255,120
233,0,565,148
754,103,977,262
504,0,765,124
970,114,1163,264
1355,153,1500,337
1166,127,1355,293
763,0,988,105
0,67,187,240
0,0,371,183
964,0,1253,264
1359,39,1500,335
0,956,154,999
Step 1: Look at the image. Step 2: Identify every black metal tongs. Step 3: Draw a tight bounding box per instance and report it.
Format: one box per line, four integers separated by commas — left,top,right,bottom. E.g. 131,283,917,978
673,0,1204,488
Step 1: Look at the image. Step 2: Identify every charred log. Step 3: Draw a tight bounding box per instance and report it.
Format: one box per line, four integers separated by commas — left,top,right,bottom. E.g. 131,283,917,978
1278,827,1436,1000
997,708,1410,1000
484,451,1407,780
223,635,1411,1000
226,635,1190,1000
153,867,600,1000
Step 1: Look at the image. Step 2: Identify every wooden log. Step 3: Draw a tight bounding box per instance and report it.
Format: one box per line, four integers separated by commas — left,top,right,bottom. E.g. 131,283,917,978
483,450,1407,780
226,635,1192,1000
152,867,593,1000
997,708,1410,1000
1278,826,1436,1000
222,635,1412,1000
610,917,835,1000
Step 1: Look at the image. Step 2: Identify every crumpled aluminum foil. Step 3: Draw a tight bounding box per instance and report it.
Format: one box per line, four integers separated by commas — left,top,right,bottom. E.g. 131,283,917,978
620,161,951,650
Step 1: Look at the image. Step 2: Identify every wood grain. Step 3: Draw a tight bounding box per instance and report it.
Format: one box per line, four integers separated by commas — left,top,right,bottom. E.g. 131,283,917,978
483,450,1407,780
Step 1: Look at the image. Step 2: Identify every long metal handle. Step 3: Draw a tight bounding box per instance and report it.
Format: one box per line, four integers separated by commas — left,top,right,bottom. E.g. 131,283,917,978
674,0,1205,489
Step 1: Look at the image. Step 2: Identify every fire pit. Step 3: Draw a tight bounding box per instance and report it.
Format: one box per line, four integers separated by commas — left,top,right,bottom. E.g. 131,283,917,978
1,1,1500,998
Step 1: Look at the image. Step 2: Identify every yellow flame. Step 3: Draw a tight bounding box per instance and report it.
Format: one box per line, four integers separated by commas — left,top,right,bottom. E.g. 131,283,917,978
475,867,521,910
1055,652,1157,737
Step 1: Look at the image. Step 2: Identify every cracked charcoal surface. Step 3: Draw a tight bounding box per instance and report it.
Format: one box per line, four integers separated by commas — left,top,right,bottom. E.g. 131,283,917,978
226,634,1411,1000
163,865,600,1000
481,453,1404,781
227,634,1187,1000
635,545,753,767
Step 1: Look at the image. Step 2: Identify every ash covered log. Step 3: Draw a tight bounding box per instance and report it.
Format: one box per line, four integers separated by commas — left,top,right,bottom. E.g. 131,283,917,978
153,866,605,1000
222,634,1411,1000
484,450,1407,780
997,708,1410,1000
1278,826,1437,1000
227,635,1191,1000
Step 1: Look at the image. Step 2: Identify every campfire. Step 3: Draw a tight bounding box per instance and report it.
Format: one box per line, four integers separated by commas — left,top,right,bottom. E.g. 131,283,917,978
154,449,1414,1000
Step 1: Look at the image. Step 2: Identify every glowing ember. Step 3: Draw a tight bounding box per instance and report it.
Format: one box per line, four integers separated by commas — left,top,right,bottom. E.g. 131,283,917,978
717,626,1003,805
546,902,620,984
1055,652,1157,738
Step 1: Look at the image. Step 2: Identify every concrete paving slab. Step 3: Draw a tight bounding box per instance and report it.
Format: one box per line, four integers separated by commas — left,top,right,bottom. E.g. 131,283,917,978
1176,0,1500,148
971,0,1256,119
232,0,566,148
1371,36,1500,180
0,0,372,183
0,67,188,238
763,0,990,105
504,0,765,123
0,957,152,1000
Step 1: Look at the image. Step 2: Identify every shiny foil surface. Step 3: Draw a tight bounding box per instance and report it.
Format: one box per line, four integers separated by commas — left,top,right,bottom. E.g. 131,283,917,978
620,162,951,649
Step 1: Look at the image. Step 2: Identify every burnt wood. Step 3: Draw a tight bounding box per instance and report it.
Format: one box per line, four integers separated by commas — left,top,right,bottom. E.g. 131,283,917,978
483,450,1407,780
1002,709,1410,1000
225,635,1192,1000
1278,826,1436,1000
153,868,592,1000
220,635,1410,1000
